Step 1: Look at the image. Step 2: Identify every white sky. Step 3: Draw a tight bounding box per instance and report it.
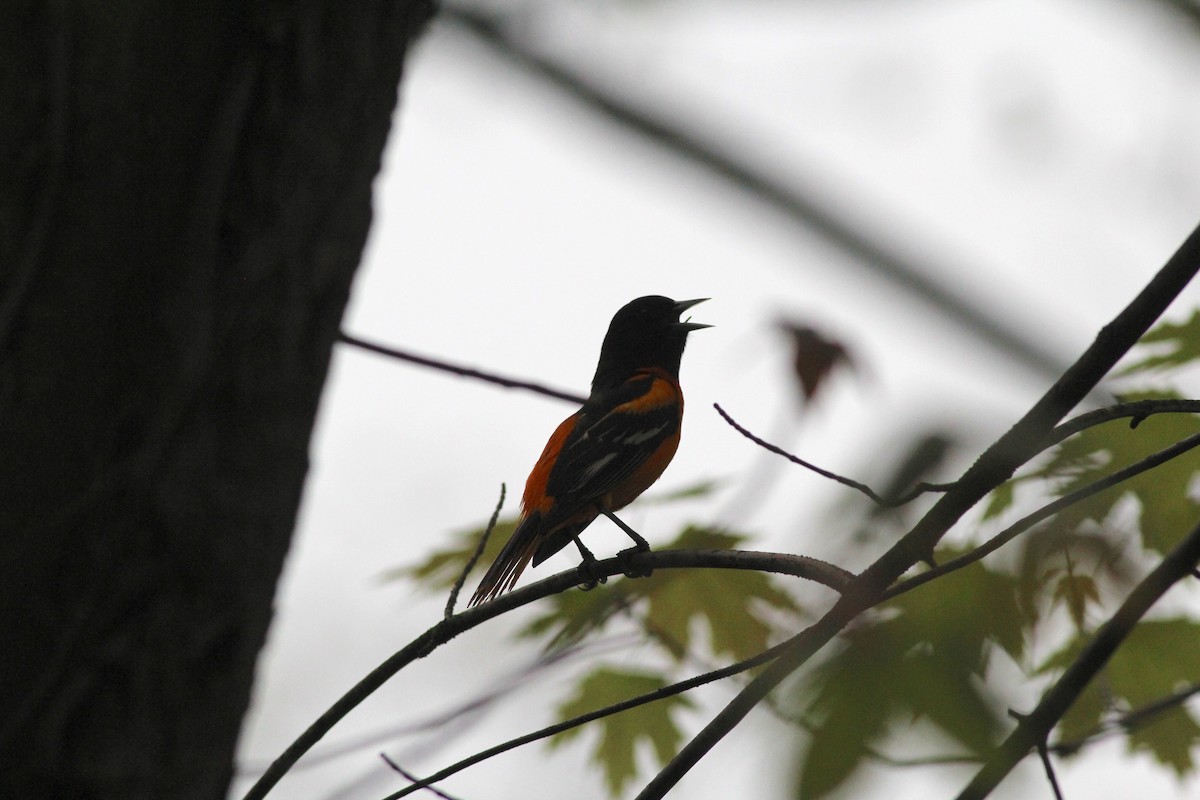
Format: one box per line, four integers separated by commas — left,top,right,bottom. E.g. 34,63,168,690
233,1,1200,799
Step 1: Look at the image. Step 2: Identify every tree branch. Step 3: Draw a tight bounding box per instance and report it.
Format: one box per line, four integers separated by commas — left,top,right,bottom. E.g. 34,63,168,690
339,332,586,404
956,514,1200,799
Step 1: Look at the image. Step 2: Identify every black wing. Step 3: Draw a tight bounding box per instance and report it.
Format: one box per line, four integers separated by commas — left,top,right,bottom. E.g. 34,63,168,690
544,374,678,522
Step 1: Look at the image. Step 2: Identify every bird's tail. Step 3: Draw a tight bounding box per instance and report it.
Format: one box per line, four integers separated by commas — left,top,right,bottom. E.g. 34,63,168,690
468,513,541,607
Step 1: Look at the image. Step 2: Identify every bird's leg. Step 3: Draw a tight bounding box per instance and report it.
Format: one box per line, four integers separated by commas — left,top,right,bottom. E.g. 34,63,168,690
601,509,652,579
601,509,650,550
573,536,607,590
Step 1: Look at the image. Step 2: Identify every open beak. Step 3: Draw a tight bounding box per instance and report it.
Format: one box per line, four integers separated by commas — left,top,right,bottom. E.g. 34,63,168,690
673,298,712,331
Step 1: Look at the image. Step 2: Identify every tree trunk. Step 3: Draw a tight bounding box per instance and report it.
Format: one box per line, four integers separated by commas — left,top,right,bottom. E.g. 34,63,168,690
0,2,435,797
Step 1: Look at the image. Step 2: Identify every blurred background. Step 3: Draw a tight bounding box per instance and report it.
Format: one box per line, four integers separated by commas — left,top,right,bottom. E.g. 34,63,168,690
231,1,1200,798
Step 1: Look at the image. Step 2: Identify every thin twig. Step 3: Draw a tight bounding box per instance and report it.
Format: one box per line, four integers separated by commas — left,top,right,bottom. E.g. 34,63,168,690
446,484,505,619
1035,741,1065,800
340,332,586,404
714,403,954,505
381,754,462,800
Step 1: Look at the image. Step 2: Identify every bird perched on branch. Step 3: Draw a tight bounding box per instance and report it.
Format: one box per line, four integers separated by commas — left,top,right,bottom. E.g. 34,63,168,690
469,295,710,606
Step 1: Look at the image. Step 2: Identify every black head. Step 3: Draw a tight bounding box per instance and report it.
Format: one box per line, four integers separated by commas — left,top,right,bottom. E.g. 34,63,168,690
591,296,710,392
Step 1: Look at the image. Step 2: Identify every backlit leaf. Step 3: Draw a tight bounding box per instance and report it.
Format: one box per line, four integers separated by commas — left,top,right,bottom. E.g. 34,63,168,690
1039,618,1200,770
384,516,520,590
1031,405,1200,554
1128,706,1200,776
982,480,1015,521
1052,572,1100,629
640,479,724,504
640,527,801,663
1118,311,1200,376
551,667,693,796
518,581,628,649
894,549,1028,664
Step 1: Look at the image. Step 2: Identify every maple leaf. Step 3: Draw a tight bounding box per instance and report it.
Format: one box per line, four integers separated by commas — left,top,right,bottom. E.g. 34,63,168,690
1039,618,1200,772
550,667,694,796
1052,572,1100,630
384,515,520,590
1030,400,1200,555
517,581,630,649
1117,310,1200,376
638,526,801,663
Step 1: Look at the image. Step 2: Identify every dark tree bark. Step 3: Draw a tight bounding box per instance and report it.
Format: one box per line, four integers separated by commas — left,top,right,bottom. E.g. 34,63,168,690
0,2,435,798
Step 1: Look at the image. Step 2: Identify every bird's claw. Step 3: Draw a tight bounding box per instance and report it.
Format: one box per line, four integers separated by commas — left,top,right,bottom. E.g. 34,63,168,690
575,559,608,591
617,544,652,579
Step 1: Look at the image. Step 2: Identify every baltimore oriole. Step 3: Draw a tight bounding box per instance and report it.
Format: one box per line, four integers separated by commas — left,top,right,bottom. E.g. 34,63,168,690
469,295,709,606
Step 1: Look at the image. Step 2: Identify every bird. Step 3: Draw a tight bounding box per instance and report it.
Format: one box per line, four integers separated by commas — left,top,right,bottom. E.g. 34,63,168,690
469,295,709,606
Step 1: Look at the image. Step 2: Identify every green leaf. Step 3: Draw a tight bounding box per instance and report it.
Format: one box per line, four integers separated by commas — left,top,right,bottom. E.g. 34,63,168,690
1056,675,1109,747
1014,525,1133,632
551,667,693,796
660,524,748,551
1106,619,1200,708
390,481,720,593
1118,311,1200,376
639,478,724,504
982,480,1015,520
1039,618,1200,769
798,624,1004,798
1032,409,1200,554
643,565,800,664
517,581,628,649
797,627,895,799
641,526,801,663
1052,573,1100,630
518,525,800,665
1127,705,1200,776
893,550,1028,664
384,516,521,591
881,561,1015,747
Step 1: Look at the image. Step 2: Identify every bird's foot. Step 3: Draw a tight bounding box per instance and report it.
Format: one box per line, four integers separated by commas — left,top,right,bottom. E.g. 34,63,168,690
617,543,652,579
575,552,608,591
